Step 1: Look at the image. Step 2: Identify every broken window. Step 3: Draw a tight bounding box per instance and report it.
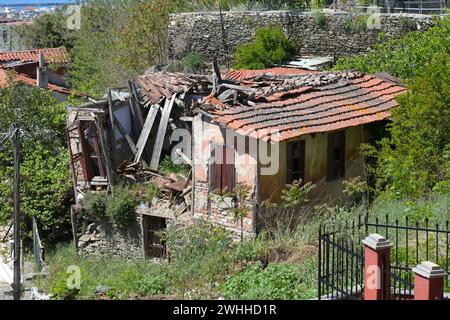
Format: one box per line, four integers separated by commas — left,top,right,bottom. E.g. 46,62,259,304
145,216,166,258
209,144,236,193
327,131,346,181
286,140,305,184
67,120,107,189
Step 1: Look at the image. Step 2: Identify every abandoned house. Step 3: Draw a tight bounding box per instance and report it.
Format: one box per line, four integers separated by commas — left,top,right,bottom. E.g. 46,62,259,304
0,47,71,102
67,66,407,257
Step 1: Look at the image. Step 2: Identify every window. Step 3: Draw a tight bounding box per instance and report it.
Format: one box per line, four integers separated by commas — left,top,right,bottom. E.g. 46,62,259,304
2,30,7,44
286,140,305,184
327,131,345,181
209,144,236,193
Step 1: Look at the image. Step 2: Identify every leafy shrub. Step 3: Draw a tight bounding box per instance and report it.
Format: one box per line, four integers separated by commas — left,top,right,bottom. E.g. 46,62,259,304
146,182,161,204
159,155,189,177
219,261,317,300
82,192,108,221
400,17,417,31
134,273,169,296
364,54,449,198
182,52,205,73
233,26,295,70
106,187,139,229
341,15,367,33
314,11,327,28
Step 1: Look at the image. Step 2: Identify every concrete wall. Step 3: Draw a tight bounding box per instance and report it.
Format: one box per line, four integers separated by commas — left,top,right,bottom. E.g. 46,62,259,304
168,11,437,65
192,114,256,237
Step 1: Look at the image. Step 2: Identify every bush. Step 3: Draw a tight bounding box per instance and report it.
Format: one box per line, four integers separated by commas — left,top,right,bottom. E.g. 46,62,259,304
233,26,295,70
134,273,169,296
82,192,108,221
159,155,190,177
219,261,317,300
365,54,450,198
182,52,205,73
106,187,139,229
314,11,327,28
146,182,161,204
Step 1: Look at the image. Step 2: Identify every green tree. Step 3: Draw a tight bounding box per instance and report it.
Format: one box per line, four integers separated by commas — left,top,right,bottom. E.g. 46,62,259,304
233,26,295,69
0,83,73,243
68,0,134,96
366,54,450,198
13,9,76,49
333,18,450,80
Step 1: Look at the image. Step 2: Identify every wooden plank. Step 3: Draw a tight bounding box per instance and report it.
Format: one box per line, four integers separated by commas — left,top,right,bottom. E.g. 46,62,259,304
175,148,192,166
150,94,177,171
107,89,117,167
94,117,113,190
128,80,144,127
133,104,159,164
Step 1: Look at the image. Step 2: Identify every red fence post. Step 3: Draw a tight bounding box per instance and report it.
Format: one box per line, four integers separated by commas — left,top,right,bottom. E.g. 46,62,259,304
412,261,446,300
362,234,392,300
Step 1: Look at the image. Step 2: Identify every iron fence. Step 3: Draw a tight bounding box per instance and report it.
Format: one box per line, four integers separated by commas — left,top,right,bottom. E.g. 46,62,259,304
318,214,450,300
32,217,45,272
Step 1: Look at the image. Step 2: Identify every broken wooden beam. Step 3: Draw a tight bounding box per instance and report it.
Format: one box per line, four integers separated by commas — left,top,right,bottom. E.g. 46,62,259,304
133,103,159,165
175,148,192,166
149,94,177,171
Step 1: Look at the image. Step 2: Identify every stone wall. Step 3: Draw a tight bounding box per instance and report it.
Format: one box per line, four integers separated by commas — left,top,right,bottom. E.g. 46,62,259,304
78,218,143,259
168,10,437,65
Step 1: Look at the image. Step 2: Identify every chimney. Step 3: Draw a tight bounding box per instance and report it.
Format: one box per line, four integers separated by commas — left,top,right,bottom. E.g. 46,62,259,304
37,51,48,88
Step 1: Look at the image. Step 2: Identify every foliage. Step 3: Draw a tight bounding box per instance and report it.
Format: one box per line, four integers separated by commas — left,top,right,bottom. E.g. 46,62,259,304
13,9,76,49
341,15,368,33
0,83,72,243
82,192,108,221
314,10,327,28
68,0,135,96
146,182,161,204
363,54,449,198
233,26,295,69
219,261,316,299
161,221,233,297
106,187,139,229
134,273,169,296
281,180,315,208
334,18,450,80
182,52,205,73
159,155,190,177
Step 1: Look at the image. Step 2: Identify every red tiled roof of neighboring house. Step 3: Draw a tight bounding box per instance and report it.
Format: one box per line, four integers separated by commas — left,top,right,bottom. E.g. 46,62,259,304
226,67,318,81
210,71,407,142
0,68,72,95
0,47,69,65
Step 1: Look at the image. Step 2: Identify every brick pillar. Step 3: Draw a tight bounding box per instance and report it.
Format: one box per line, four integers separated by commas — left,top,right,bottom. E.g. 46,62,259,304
362,234,392,300
412,261,446,300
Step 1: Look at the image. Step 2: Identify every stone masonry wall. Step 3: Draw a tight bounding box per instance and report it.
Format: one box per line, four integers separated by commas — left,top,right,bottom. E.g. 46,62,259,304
168,11,437,65
78,217,143,259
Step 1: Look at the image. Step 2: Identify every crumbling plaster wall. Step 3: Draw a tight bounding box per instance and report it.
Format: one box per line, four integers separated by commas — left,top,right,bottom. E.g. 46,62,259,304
168,11,437,65
192,114,256,237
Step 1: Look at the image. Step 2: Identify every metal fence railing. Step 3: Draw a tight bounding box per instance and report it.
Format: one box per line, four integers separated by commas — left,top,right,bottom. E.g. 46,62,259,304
32,218,45,272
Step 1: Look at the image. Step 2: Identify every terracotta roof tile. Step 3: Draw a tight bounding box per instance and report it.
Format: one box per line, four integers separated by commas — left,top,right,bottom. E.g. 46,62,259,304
0,47,69,65
226,67,318,81
212,72,406,141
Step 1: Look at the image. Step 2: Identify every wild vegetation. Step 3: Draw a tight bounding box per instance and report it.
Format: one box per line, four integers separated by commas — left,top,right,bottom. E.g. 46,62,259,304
233,26,295,69
0,82,72,244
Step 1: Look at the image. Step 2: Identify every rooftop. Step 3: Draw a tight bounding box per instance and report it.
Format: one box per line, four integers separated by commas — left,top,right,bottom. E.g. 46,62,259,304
0,47,69,65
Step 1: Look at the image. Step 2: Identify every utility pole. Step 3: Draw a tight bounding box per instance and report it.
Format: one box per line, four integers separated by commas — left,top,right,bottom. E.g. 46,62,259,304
12,124,21,300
